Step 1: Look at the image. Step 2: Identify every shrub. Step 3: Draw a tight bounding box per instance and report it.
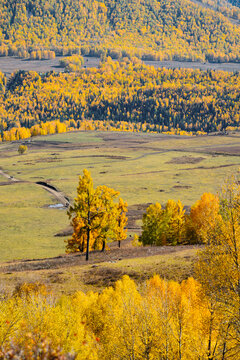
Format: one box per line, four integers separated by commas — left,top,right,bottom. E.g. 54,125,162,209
18,145,28,154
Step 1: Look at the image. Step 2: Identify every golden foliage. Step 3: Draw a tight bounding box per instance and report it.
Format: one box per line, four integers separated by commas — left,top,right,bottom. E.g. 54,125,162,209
0,0,239,62
187,192,221,244
67,169,128,259
0,275,239,359
1,62,240,139
140,200,186,246
18,144,28,154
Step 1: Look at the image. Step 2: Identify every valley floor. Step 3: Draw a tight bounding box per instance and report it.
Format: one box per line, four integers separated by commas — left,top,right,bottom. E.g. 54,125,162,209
1,131,240,262
1,56,240,78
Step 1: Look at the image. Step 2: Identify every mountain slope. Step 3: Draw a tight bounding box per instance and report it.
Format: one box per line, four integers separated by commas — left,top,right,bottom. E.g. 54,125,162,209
189,0,240,25
0,0,239,62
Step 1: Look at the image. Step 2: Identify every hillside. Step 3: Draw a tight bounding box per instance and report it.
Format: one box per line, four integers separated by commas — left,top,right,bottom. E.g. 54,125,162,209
0,0,240,62
190,0,240,24
0,245,199,294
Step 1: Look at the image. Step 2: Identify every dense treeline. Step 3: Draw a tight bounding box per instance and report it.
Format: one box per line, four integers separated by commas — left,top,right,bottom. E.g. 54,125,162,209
0,60,240,138
0,0,240,62
0,274,238,359
1,267,240,359
139,193,221,246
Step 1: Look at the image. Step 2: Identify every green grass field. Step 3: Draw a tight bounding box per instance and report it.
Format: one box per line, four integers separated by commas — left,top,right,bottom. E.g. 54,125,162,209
0,130,240,262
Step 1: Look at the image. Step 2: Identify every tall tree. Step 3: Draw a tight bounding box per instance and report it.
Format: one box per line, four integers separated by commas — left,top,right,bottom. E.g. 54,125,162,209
164,199,186,245
67,169,128,260
140,202,165,246
187,192,221,244
196,176,240,356
116,198,128,248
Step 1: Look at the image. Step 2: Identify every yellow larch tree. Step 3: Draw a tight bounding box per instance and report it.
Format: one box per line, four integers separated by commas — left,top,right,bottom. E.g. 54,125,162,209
116,198,128,248
140,200,186,246
188,192,221,244
66,169,128,260
196,176,240,357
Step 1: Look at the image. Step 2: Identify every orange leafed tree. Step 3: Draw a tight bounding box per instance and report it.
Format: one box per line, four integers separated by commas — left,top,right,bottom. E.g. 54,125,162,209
187,192,221,244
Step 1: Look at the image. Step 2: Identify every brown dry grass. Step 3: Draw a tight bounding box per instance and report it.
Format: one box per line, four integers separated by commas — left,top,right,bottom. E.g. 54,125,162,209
0,244,201,295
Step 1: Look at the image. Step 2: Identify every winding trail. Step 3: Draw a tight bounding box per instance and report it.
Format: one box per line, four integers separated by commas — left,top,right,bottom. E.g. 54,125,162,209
0,169,20,182
0,168,70,207
36,181,70,207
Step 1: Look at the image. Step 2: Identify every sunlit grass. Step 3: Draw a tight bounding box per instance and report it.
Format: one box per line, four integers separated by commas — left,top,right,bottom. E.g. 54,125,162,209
0,131,239,261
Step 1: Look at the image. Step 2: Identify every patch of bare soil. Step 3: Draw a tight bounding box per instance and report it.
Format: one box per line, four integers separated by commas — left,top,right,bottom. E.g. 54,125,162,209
34,158,62,164
0,245,201,274
24,140,95,151
172,185,192,189
0,181,12,186
200,147,240,156
120,170,164,177
36,181,70,207
84,267,139,287
72,155,129,160
0,181,24,186
182,163,240,171
166,156,205,164
17,157,61,164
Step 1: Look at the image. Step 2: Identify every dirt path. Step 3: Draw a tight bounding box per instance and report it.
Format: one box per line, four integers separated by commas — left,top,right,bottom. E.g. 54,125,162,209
0,168,70,207
0,169,20,182
36,181,70,207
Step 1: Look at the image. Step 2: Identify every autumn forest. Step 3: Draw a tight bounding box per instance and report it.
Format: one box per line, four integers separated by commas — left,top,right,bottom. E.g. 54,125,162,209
1,0,240,358
1,58,240,142
0,0,240,62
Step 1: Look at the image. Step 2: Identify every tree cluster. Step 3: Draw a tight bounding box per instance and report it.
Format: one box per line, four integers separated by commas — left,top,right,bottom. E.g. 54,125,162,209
67,169,127,260
59,55,84,72
197,0,240,23
140,192,221,246
0,60,240,138
0,273,240,359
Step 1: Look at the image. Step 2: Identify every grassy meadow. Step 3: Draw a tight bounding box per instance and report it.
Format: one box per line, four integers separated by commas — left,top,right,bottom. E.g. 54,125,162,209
0,130,240,262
